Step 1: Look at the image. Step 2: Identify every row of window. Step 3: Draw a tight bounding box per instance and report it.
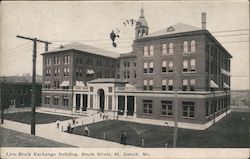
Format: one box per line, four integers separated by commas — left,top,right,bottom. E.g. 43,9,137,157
144,59,196,74
44,81,69,89
123,71,136,79
123,60,137,68
45,96,69,106
45,68,70,77
143,79,196,91
45,56,70,66
8,88,28,95
205,97,230,116
143,40,196,57
143,100,195,118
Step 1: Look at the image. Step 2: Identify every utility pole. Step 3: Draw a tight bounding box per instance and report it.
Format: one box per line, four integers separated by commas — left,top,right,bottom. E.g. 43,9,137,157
0,76,6,124
173,67,178,147
16,35,51,135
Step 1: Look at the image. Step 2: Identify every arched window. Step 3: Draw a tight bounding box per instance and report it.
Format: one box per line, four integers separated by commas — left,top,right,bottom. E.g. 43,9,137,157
191,40,196,52
142,30,145,36
162,44,167,54
169,43,173,54
183,41,188,53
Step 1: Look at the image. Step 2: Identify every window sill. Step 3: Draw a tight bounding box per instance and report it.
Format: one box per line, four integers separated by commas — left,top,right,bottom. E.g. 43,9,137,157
143,113,153,116
182,52,196,54
160,115,173,117
162,54,174,56
181,116,195,120
144,73,154,75
161,72,174,74
182,71,196,74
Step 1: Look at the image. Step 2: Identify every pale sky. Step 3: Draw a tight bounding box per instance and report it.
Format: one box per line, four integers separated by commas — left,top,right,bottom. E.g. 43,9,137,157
0,1,249,90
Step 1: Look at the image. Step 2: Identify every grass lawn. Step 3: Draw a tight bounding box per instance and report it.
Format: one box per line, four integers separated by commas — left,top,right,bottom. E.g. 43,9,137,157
71,112,250,148
0,127,75,147
3,112,73,124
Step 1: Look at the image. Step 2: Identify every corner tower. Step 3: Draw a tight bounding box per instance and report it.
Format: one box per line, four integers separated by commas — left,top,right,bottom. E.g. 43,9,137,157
135,7,149,39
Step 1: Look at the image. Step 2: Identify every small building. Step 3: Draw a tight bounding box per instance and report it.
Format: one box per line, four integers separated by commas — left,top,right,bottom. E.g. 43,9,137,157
1,82,41,109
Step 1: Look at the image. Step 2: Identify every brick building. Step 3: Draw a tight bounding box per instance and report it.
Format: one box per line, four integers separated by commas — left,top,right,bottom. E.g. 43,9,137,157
41,9,231,129
0,82,41,109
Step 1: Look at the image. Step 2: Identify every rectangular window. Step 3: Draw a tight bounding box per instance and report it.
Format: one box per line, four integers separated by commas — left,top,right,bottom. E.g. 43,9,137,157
190,59,196,72
143,62,148,73
20,98,24,105
206,102,209,117
64,56,70,64
143,80,147,90
168,61,173,72
161,101,173,116
90,87,93,92
54,57,60,65
45,96,50,104
149,45,154,56
134,71,137,78
63,96,69,106
76,68,79,76
183,102,195,118
183,60,188,72
162,79,167,90
46,57,52,66
144,46,148,57
169,43,173,54
53,96,59,105
168,79,173,91
210,102,214,115
108,87,113,92
124,61,126,67
149,80,153,90
190,79,195,91
162,61,167,72
162,44,167,54
143,100,153,114
124,71,126,78
182,79,188,91
149,62,154,73
127,71,130,78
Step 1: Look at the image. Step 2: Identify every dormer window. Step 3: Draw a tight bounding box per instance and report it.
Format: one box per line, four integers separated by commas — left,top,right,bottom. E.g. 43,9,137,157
167,26,175,32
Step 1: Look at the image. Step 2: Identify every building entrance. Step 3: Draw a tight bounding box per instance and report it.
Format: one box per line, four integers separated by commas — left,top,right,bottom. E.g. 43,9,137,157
97,89,105,112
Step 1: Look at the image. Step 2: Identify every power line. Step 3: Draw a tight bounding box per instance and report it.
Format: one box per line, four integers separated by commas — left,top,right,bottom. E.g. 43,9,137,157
3,42,31,54
48,29,249,43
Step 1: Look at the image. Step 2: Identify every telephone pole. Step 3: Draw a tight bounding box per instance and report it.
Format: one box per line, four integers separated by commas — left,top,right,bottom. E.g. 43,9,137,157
16,35,51,135
173,67,179,147
0,76,6,124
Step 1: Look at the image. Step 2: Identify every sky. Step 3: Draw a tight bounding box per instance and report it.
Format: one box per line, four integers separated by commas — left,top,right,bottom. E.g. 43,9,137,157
0,1,249,90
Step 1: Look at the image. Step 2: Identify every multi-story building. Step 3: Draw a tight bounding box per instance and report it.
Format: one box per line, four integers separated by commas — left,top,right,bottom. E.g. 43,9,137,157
41,9,231,130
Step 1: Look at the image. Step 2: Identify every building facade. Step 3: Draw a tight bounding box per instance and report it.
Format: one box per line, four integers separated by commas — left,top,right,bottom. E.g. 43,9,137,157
0,82,41,109
41,9,231,129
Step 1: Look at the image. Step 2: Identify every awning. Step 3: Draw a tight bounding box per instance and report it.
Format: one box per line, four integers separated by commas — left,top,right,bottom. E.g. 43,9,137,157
210,80,219,88
76,81,85,86
221,68,230,76
90,69,95,74
60,81,69,87
86,69,95,74
223,82,230,89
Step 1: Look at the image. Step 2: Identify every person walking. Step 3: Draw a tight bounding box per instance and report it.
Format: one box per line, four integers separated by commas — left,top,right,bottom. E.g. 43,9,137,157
84,125,89,136
56,120,60,128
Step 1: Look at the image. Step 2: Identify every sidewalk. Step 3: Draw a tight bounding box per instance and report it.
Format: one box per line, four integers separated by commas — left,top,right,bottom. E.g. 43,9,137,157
1,113,137,148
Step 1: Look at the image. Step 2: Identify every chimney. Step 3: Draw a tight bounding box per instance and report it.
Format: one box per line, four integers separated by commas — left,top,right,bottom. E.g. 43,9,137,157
201,12,206,30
